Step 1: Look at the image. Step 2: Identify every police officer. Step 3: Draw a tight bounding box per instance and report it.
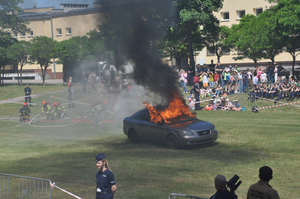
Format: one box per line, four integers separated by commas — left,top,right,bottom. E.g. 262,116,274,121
19,102,31,122
247,166,280,199
210,175,237,199
95,153,116,199
24,84,32,106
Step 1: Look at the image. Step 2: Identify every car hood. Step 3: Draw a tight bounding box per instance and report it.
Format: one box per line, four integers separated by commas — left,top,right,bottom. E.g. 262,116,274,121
165,119,214,131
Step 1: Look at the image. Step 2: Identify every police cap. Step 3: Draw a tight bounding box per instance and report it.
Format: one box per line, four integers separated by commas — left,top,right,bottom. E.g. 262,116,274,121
95,153,105,162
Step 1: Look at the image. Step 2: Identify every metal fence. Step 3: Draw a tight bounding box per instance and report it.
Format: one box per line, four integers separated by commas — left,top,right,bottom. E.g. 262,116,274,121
0,173,52,199
169,193,208,199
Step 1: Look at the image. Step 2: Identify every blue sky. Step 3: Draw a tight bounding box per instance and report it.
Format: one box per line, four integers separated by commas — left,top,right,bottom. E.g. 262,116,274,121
19,0,95,9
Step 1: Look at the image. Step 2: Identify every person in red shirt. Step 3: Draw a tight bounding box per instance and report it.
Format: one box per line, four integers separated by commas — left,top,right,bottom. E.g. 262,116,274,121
213,71,219,87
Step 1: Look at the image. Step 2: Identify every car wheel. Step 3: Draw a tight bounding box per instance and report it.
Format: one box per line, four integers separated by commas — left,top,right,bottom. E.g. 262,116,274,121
166,135,179,149
128,129,140,143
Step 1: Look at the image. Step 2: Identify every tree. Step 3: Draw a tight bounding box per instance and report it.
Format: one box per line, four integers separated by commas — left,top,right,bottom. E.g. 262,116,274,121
257,9,284,66
54,37,83,82
272,0,300,76
173,0,223,70
0,32,17,84
0,0,29,35
228,15,265,67
28,36,56,86
204,25,232,62
7,40,29,85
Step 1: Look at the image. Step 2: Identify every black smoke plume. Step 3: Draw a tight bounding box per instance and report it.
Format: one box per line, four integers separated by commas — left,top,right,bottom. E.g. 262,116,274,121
100,0,179,100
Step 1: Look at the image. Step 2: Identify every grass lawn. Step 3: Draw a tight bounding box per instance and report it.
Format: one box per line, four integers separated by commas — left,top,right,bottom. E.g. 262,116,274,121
0,83,299,199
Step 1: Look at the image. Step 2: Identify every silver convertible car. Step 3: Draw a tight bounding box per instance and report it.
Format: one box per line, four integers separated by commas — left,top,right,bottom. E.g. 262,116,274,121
123,108,218,149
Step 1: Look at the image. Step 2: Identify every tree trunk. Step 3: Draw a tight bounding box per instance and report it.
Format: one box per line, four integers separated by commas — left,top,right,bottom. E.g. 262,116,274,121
186,22,195,75
292,54,295,77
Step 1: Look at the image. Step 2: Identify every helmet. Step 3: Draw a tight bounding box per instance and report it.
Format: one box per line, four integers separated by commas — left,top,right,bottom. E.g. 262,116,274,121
53,102,57,106
42,100,47,105
103,100,108,104
23,102,27,106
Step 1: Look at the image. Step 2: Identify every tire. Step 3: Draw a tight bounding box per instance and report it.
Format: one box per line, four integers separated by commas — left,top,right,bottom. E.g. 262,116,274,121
166,135,180,149
128,129,140,143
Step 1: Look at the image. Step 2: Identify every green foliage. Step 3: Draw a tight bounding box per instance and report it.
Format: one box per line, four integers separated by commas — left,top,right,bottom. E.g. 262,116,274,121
228,15,265,66
0,0,29,35
6,40,30,85
204,25,232,62
173,0,223,67
28,36,56,86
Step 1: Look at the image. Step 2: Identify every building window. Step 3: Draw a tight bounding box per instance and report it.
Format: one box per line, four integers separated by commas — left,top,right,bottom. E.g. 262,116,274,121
254,8,263,16
20,33,26,38
28,31,33,37
66,27,72,35
56,28,62,36
207,47,215,56
13,32,18,38
237,10,245,20
221,12,230,21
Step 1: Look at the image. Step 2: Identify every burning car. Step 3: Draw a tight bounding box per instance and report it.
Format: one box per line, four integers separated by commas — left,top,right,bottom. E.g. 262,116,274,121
123,94,218,149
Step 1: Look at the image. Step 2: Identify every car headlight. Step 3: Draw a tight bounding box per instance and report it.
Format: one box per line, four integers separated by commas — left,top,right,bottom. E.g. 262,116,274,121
211,127,217,134
180,131,196,137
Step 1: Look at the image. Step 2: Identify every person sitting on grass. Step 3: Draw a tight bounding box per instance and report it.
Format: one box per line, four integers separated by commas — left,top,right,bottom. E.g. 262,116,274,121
232,100,242,111
205,99,215,110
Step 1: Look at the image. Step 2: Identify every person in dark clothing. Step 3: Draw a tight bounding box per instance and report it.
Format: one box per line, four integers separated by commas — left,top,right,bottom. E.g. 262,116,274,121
210,175,238,199
81,72,87,93
95,153,116,199
24,84,32,106
19,103,31,122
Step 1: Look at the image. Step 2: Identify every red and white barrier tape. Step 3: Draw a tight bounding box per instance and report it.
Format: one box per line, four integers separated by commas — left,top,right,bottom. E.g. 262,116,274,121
256,96,300,107
0,94,36,103
50,95,90,106
256,101,300,110
50,182,83,199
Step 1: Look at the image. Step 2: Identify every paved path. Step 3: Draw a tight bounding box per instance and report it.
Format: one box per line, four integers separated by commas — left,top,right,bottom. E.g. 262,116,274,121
2,79,64,85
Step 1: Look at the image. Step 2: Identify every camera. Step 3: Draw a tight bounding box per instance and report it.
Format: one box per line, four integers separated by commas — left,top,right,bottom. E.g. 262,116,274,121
227,175,242,192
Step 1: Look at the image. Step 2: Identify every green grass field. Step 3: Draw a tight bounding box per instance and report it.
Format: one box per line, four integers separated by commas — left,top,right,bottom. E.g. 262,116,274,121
0,83,299,199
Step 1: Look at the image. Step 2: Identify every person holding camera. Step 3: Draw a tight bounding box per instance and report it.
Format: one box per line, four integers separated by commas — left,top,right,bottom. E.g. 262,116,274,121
210,175,238,199
247,166,280,199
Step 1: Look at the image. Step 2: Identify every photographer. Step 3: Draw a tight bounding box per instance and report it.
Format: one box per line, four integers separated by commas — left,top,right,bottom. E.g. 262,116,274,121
210,175,238,199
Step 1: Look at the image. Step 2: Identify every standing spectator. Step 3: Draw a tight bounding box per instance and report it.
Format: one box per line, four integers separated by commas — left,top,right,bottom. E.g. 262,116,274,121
194,82,201,110
202,72,209,88
215,61,224,85
210,175,237,199
260,71,267,86
237,69,243,93
68,84,75,108
243,71,249,93
81,72,87,93
267,63,274,85
95,153,117,199
256,66,263,85
178,69,188,93
208,71,214,88
213,71,219,87
247,69,252,88
247,166,280,199
253,67,258,85
88,72,96,93
24,84,32,106
187,65,194,86
276,63,285,83
208,60,215,73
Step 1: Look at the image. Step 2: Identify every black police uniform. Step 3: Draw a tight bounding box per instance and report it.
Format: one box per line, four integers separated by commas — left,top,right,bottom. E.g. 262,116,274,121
96,169,115,199
210,188,238,199
24,86,32,105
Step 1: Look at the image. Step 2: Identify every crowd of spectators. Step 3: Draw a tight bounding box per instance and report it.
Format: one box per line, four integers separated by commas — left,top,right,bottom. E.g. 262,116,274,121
178,61,300,109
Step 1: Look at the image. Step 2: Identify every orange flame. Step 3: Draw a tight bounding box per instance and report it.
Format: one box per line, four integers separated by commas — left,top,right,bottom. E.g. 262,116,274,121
143,93,194,123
